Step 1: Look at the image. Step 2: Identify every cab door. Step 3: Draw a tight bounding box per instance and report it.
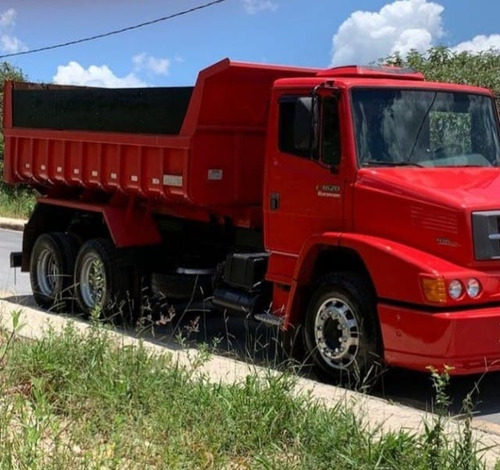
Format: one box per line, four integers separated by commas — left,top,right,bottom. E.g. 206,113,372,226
264,92,347,284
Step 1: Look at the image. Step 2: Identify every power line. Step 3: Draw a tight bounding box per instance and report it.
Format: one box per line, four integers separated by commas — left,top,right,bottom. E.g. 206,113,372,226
0,0,228,60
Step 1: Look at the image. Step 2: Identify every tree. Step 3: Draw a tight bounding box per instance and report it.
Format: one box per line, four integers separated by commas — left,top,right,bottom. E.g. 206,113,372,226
382,46,500,107
0,61,26,155
0,62,33,216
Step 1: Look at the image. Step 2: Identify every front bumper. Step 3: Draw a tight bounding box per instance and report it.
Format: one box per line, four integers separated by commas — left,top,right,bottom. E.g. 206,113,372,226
379,303,500,375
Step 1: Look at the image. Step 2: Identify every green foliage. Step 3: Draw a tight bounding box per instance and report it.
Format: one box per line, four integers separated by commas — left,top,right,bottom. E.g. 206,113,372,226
424,367,452,470
0,63,36,217
0,61,26,155
383,46,500,106
0,321,491,469
0,62,34,218
0,157,36,218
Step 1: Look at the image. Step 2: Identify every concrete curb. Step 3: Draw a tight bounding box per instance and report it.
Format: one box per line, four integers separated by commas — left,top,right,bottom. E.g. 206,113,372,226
0,297,499,468
0,217,26,231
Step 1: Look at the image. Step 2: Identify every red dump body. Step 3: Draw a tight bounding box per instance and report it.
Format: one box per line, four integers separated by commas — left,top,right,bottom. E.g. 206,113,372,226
3,59,318,228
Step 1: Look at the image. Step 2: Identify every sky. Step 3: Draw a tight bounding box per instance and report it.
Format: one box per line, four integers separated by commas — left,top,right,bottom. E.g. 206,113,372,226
0,0,499,88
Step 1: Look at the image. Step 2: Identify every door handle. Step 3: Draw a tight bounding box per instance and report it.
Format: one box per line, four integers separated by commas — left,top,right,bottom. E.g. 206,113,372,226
270,192,280,211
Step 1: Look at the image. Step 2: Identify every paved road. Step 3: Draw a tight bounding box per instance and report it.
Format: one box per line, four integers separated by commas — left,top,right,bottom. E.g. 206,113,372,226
0,228,32,298
2,228,500,428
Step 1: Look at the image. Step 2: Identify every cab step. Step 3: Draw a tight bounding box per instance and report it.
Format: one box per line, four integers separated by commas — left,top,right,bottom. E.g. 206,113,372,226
254,313,284,327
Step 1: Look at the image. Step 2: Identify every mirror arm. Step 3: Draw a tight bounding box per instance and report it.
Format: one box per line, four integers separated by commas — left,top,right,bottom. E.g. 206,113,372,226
309,85,321,160
309,81,339,160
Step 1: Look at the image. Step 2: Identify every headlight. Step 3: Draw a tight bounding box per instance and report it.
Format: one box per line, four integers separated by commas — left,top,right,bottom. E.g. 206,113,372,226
448,280,463,300
466,278,481,298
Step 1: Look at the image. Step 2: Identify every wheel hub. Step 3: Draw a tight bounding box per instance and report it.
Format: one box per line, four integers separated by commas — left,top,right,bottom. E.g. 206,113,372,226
314,297,360,369
37,248,60,297
79,254,106,309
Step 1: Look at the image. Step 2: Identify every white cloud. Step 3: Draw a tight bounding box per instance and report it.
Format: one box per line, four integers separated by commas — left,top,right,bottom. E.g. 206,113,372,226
452,34,500,54
331,0,444,65
133,53,170,76
243,0,277,14
0,8,15,27
53,61,147,88
0,8,27,54
1,34,25,53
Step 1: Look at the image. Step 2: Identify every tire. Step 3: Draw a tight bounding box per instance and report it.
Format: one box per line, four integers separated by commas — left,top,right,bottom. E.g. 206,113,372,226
74,238,138,323
303,272,382,388
30,232,79,312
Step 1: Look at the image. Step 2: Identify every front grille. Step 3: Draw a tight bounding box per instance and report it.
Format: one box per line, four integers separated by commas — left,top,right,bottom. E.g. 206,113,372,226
472,211,500,260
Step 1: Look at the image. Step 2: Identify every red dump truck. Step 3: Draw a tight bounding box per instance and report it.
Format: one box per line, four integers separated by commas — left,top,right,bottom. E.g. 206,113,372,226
4,58,500,383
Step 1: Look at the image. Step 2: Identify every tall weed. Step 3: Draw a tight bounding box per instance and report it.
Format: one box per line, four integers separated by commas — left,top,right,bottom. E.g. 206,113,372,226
0,316,492,469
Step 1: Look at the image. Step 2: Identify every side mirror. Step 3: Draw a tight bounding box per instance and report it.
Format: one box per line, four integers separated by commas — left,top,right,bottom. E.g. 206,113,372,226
294,96,319,156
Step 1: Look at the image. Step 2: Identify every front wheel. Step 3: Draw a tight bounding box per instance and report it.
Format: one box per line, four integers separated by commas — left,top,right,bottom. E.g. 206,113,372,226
303,273,382,388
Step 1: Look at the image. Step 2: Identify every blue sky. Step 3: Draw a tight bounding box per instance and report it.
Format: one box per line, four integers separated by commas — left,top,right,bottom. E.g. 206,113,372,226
1,0,499,87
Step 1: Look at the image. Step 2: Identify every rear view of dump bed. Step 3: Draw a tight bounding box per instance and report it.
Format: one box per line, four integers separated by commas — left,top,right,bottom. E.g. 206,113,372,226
3,59,318,228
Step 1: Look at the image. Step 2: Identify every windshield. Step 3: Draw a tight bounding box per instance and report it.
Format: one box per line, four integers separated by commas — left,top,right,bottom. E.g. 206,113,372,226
352,88,500,168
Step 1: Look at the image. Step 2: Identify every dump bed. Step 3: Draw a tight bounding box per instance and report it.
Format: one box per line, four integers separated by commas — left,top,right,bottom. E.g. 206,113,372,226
3,59,318,227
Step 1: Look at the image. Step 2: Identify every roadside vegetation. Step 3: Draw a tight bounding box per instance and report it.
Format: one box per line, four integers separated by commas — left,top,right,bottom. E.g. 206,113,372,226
0,62,35,219
0,162,36,218
0,311,494,469
382,46,500,107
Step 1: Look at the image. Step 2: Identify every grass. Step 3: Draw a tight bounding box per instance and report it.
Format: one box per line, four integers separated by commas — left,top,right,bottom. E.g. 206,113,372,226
0,185,35,219
0,189,35,219
0,312,494,470
0,160,36,219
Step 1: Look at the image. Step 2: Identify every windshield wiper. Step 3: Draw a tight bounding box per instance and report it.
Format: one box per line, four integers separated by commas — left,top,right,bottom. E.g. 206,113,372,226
407,92,438,162
362,159,424,167
437,164,484,168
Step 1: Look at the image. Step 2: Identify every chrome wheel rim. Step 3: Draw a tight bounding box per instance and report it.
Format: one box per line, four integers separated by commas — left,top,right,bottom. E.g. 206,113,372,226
36,248,60,297
79,253,107,309
314,296,360,369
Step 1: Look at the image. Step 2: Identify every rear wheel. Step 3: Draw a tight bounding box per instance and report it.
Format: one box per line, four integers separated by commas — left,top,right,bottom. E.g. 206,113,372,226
74,238,139,323
30,232,79,312
303,273,382,388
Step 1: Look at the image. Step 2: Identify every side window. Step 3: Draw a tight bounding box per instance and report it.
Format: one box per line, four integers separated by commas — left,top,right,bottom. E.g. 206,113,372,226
278,95,341,165
278,96,311,158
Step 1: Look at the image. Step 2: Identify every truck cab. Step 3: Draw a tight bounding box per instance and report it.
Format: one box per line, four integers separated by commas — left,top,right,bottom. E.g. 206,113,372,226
263,65,500,382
